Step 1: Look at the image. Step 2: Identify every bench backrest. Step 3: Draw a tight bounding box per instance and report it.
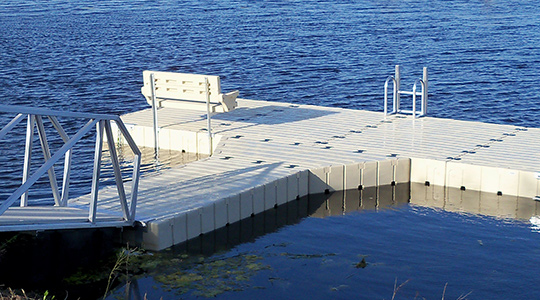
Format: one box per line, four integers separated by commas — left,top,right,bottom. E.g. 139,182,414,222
141,71,223,104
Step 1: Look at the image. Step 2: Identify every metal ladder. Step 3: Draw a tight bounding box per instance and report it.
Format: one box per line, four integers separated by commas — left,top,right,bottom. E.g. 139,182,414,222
384,65,428,118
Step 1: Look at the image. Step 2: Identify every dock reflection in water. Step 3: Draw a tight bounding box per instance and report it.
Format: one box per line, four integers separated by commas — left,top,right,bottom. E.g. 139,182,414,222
110,185,412,300
179,184,410,255
109,183,540,300
411,183,540,222
185,182,540,256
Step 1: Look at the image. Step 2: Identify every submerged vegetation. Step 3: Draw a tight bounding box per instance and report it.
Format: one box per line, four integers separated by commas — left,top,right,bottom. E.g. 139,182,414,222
102,248,271,298
98,245,347,299
60,245,272,299
102,245,471,299
153,254,269,298
0,240,472,300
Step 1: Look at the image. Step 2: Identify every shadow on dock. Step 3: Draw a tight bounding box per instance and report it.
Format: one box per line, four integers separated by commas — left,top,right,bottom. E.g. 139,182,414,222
212,105,339,125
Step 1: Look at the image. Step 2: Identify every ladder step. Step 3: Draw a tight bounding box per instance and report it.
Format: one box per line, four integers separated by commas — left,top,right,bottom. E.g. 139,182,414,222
398,91,423,96
399,109,425,116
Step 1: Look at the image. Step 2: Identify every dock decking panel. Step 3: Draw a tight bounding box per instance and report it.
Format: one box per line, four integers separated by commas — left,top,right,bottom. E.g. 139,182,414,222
65,98,540,250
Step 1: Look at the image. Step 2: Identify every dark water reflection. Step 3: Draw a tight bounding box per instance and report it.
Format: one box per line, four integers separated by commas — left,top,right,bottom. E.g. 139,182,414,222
411,183,540,221
108,185,540,300
179,184,410,256
2,184,538,299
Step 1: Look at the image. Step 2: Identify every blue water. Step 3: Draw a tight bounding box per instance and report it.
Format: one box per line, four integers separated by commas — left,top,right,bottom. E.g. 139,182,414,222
2,0,540,203
1,0,540,299
1,0,539,123
213,206,540,300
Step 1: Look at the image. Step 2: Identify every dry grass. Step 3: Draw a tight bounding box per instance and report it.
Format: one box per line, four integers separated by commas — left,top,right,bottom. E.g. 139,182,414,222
0,286,69,300
0,287,37,300
388,279,473,300
391,278,411,300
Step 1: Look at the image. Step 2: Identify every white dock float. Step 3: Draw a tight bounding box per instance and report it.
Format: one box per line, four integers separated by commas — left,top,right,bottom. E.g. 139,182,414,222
69,98,540,250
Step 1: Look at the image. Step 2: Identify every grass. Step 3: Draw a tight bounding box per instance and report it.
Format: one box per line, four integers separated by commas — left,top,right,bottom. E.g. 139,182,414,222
388,279,473,300
0,288,61,300
102,247,135,300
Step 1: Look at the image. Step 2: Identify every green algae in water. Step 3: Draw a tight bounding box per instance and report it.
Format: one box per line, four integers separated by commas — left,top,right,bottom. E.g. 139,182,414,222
144,249,340,297
62,241,360,299
128,252,271,298
105,242,370,299
278,252,337,259
63,268,110,286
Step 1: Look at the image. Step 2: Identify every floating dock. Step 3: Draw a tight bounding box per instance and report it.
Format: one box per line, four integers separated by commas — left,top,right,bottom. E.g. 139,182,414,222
61,98,540,250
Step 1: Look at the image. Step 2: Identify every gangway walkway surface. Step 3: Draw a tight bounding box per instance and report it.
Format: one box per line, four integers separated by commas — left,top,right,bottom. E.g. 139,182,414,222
62,98,540,250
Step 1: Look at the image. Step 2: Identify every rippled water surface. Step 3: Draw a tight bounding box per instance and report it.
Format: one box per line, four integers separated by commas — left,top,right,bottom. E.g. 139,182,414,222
2,0,540,203
1,0,540,299
1,0,539,123
1,0,540,192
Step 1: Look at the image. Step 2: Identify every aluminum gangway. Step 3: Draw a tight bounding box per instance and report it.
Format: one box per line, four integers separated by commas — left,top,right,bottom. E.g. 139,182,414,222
0,105,141,231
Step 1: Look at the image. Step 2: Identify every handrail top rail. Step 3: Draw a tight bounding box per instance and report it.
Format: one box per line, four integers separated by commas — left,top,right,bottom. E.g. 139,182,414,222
412,78,426,90
384,75,396,84
0,105,120,121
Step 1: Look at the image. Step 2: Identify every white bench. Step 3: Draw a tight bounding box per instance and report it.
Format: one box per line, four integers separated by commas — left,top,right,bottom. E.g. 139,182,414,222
141,71,239,113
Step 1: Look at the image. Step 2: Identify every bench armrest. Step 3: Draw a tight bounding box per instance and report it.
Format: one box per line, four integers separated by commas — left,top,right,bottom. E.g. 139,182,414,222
220,90,239,112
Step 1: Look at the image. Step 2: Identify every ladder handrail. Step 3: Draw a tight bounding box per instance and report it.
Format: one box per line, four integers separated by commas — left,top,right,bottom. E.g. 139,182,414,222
383,65,428,118
384,76,397,116
412,78,427,119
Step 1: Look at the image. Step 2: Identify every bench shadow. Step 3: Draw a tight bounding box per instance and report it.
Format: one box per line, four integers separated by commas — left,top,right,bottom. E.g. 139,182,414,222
212,104,338,125
154,104,337,134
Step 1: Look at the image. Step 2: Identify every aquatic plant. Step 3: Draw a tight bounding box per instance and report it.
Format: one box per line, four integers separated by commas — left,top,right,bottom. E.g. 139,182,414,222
278,252,336,259
355,257,367,268
389,278,410,300
0,234,19,257
102,247,138,299
152,253,270,298
62,246,140,299
98,243,474,299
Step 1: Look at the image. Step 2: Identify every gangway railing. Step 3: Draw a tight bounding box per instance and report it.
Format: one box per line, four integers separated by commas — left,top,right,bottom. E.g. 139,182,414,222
0,105,141,224
384,65,428,118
